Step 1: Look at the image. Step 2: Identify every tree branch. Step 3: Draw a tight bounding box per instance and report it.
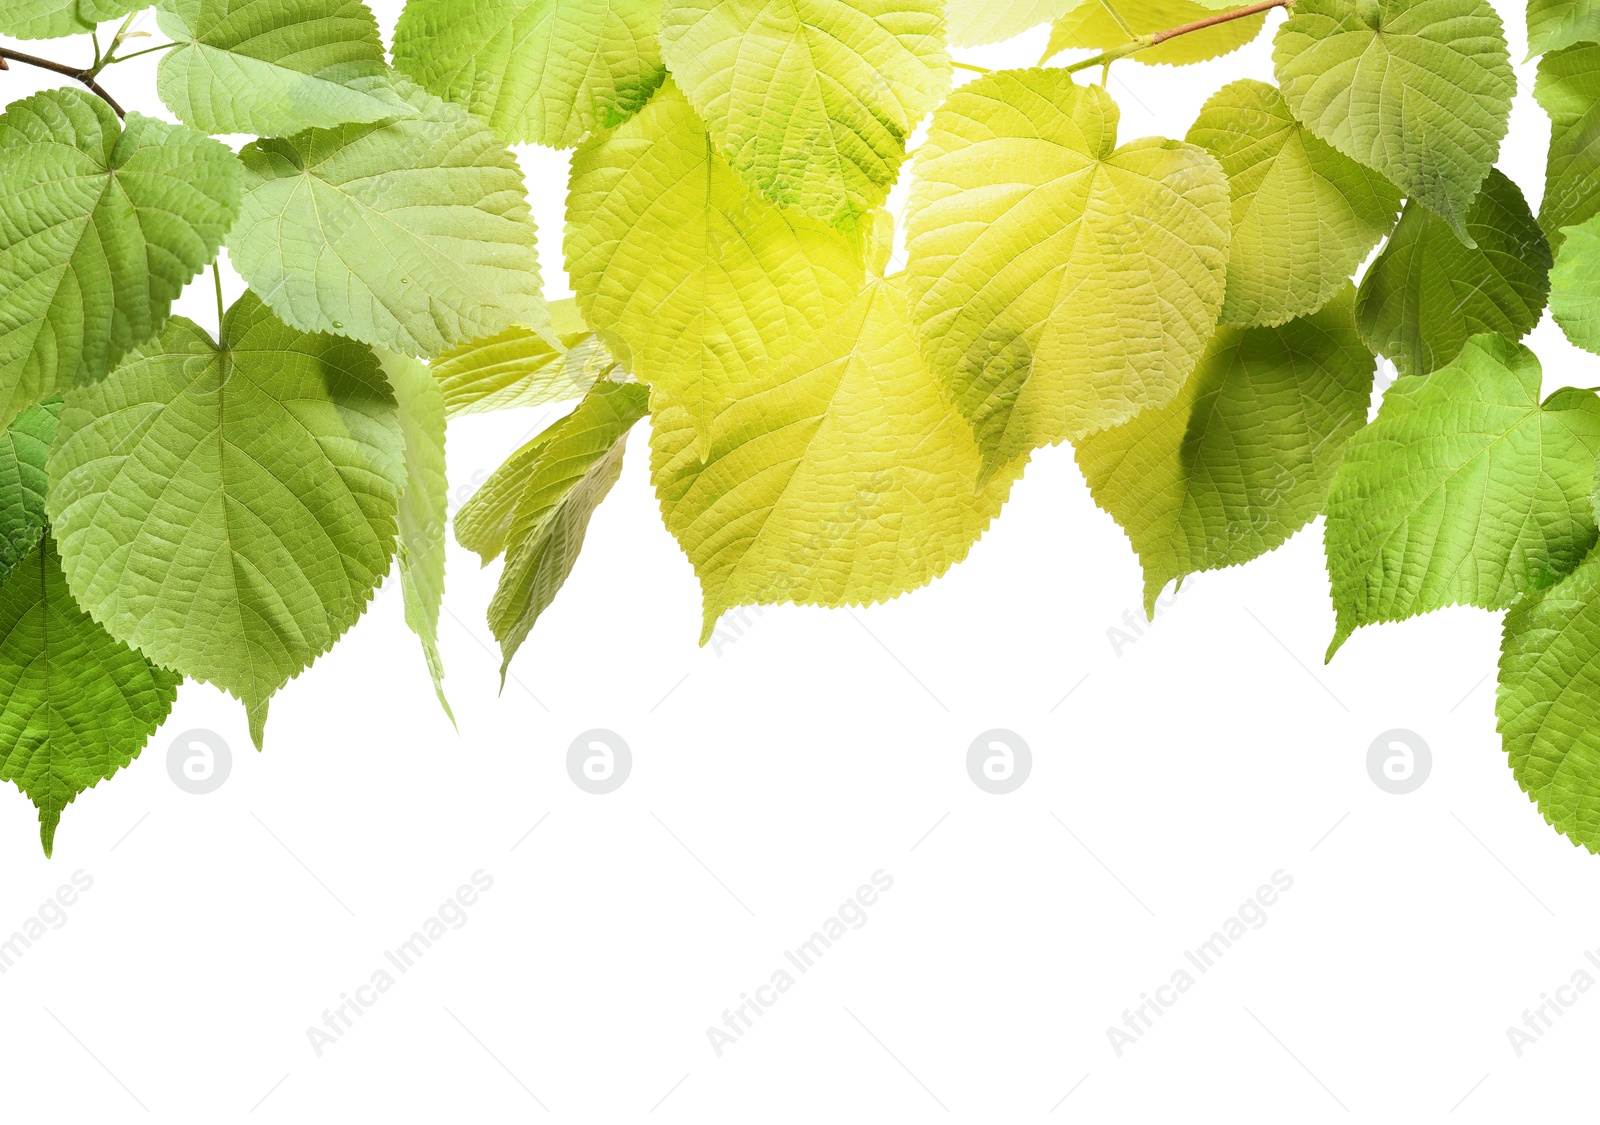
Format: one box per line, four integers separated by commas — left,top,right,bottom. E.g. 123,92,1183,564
0,47,126,118
1057,0,1290,72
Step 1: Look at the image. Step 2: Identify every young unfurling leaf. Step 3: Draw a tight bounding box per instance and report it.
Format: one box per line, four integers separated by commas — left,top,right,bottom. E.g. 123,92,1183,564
457,380,649,677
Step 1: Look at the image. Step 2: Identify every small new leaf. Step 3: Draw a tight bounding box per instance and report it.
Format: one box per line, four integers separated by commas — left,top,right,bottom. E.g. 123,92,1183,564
1325,334,1600,656
383,350,453,723
1186,80,1401,328
0,90,242,429
651,276,1022,642
155,0,418,136
47,293,406,749
1355,168,1550,378
228,81,549,360
904,71,1228,474
431,300,610,418
1273,0,1514,238
0,536,181,857
1077,285,1375,615
393,0,665,149
457,380,649,676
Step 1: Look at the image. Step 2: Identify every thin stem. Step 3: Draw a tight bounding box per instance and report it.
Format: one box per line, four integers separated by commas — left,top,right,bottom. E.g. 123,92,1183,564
1097,0,1140,41
213,262,226,331
1057,0,1289,72
950,60,992,74
102,41,178,65
0,47,126,117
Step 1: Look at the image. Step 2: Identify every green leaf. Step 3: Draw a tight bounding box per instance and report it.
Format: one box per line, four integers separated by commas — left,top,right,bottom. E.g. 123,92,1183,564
1537,44,1600,250
566,80,863,456
1044,0,1266,66
1498,550,1600,853
1527,0,1600,56
0,535,181,857
0,89,242,429
1077,285,1375,615
1186,80,1401,327
1354,168,1550,378
651,275,1023,642
431,300,612,417
1550,213,1600,353
904,71,1229,474
943,0,1082,46
457,379,648,676
382,349,453,723
0,400,59,585
0,0,142,39
155,0,419,137
1273,0,1514,238
393,0,666,149
1324,333,1600,656
659,0,951,227
47,292,406,749
227,80,549,360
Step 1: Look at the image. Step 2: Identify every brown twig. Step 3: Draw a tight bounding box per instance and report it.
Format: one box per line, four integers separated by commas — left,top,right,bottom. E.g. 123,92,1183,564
0,46,125,117
1054,0,1291,71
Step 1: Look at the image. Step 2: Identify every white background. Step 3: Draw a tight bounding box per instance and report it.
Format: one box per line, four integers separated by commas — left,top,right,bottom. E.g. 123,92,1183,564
2,2,1598,1121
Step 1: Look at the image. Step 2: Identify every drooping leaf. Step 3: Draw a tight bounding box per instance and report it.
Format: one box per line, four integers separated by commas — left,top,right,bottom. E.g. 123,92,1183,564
47,292,406,749
154,0,418,136
0,536,181,857
1536,44,1600,250
382,350,453,723
659,0,951,227
1186,80,1401,327
1077,285,1374,615
651,275,1023,642
1044,0,1266,66
1324,333,1600,656
904,70,1229,475
0,89,242,428
0,0,142,39
1498,550,1600,853
1354,169,1550,378
1273,0,1515,238
566,80,863,455
457,379,648,676
431,300,612,417
0,400,59,585
1550,213,1600,354
227,80,549,360
1527,0,1600,57
393,0,666,149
